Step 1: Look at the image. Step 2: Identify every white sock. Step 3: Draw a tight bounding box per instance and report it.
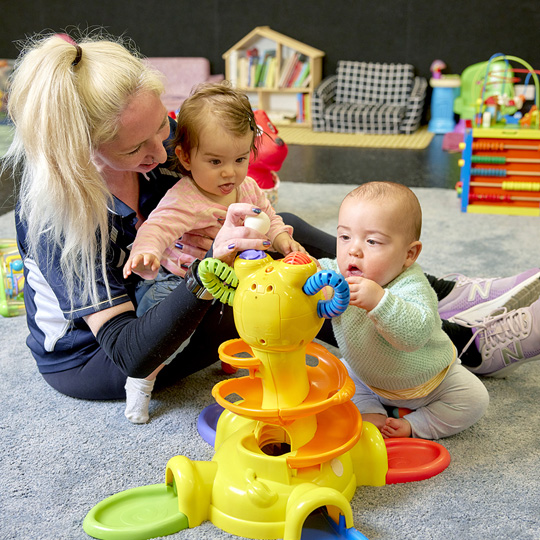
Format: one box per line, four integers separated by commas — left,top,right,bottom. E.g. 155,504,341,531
124,377,156,424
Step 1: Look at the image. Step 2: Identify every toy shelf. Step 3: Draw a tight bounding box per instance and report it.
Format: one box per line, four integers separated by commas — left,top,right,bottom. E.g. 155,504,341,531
457,54,540,216
459,127,540,216
222,26,324,128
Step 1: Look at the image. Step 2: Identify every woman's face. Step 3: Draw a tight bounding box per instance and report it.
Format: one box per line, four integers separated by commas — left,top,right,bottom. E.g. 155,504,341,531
94,91,170,175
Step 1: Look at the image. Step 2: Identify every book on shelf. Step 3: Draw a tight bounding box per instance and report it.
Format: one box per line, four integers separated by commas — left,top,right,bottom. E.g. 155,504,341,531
247,56,259,88
293,62,310,88
246,47,259,88
278,52,299,88
304,93,311,123
300,73,312,88
265,57,277,88
237,56,249,88
284,54,308,88
296,92,304,123
256,50,276,87
296,93,311,124
229,50,238,87
254,60,265,87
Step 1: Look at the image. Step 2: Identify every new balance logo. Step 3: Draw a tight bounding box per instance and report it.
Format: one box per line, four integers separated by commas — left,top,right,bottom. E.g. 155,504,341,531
467,282,492,302
501,342,525,366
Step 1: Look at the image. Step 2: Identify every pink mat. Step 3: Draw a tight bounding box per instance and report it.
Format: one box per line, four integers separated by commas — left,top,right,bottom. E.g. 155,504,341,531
442,132,464,152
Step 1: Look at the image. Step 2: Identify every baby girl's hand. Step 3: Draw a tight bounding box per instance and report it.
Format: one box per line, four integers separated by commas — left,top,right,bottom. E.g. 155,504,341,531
123,253,161,280
273,232,307,256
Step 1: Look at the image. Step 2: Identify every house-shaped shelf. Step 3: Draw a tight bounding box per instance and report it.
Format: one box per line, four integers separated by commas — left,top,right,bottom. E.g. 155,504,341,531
223,26,325,126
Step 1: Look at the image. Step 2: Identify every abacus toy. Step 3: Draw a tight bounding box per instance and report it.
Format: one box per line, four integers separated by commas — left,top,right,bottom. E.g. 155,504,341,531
457,54,540,215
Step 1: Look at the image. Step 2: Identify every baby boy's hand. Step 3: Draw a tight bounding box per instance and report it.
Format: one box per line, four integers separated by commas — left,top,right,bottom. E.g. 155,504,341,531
346,276,384,312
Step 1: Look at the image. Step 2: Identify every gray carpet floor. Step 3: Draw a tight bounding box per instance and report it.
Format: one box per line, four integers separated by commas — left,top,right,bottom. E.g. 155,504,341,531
1,183,539,540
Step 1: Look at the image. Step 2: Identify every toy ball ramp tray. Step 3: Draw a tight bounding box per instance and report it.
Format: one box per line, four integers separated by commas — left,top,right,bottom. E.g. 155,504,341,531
83,483,188,540
385,438,450,484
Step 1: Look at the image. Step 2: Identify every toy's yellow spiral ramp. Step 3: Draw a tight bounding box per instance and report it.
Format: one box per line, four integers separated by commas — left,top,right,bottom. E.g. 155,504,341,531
214,339,362,468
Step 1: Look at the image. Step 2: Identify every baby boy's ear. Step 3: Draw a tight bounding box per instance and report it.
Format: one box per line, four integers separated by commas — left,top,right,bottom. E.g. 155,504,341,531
404,240,422,267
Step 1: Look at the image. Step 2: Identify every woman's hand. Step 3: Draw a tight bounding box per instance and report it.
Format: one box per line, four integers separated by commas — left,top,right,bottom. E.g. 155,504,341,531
213,203,272,264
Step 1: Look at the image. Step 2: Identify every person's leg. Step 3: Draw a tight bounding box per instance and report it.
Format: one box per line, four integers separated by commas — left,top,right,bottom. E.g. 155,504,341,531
424,274,456,301
42,299,236,406
135,271,184,317
316,318,338,348
279,212,336,259
339,358,388,430
442,320,481,368
126,272,185,423
155,299,238,386
42,350,127,400
381,362,489,440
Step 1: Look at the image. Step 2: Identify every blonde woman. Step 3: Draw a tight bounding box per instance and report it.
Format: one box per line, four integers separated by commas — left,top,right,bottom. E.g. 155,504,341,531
5,32,337,417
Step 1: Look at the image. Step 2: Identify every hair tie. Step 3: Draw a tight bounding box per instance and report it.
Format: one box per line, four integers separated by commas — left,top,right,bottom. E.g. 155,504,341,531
72,44,83,67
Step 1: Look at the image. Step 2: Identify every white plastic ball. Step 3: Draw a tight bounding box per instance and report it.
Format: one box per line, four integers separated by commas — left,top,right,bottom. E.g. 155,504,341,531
244,212,271,234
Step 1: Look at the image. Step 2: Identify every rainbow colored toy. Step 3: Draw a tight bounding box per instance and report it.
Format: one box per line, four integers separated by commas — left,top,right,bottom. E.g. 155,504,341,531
84,250,450,540
457,54,540,216
0,239,25,317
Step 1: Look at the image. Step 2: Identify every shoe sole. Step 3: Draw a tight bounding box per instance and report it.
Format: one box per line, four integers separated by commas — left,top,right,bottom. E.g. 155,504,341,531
447,272,540,324
480,353,540,378
502,276,540,311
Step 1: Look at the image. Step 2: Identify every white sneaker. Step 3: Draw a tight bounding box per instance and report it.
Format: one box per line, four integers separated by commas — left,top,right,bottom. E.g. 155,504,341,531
456,298,540,378
438,269,540,324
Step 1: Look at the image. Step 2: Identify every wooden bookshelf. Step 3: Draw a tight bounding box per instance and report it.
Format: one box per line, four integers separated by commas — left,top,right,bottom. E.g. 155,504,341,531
222,26,325,128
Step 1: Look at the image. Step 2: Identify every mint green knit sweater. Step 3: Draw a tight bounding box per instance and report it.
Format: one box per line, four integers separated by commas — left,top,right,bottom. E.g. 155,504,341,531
319,260,455,392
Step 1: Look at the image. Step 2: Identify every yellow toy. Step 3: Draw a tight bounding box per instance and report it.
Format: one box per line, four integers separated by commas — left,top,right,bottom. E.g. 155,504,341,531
84,249,450,540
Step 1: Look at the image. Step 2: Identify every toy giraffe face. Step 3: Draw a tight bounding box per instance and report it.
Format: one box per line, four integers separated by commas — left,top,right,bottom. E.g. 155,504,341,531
232,252,324,352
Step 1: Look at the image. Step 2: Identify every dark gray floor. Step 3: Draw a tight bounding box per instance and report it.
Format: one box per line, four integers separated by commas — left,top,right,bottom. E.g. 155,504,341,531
279,134,460,189
0,133,459,217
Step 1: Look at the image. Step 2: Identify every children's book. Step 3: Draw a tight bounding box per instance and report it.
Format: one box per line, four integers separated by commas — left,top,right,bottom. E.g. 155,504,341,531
279,52,299,88
293,62,310,88
285,55,307,87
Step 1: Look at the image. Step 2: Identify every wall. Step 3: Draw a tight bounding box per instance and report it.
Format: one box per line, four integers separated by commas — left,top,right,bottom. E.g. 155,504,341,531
2,0,539,81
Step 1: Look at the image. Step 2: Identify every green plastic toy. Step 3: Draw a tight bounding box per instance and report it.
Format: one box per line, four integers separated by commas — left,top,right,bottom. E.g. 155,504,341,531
0,239,24,317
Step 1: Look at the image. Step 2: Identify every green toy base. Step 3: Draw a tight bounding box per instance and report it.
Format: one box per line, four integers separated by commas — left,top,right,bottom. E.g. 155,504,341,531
83,483,188,540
